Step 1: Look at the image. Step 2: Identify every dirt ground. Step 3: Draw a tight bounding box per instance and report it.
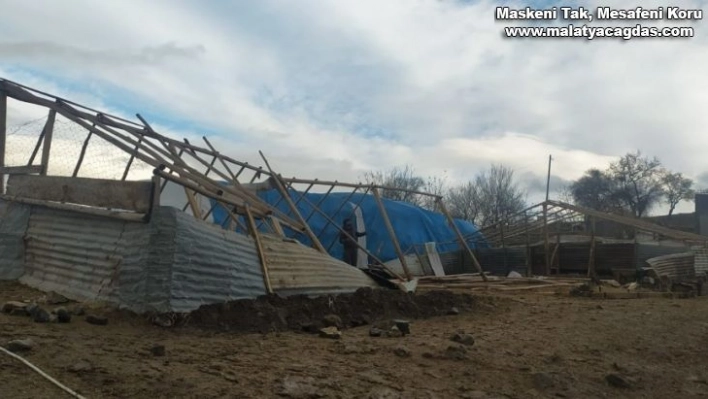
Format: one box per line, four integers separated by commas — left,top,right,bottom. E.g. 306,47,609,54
1,281,707,399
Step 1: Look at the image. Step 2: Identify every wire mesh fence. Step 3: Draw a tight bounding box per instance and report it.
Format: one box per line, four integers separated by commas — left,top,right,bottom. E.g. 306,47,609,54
5,114,153,181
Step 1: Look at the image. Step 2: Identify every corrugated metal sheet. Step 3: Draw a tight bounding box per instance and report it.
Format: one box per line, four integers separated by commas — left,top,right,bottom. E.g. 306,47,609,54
20,206,139,302
0,201,30,280
645,252,695,281
636,244,691,268
385,254,427,277
169,210,266,313
262,234,378,296
694,248,708,276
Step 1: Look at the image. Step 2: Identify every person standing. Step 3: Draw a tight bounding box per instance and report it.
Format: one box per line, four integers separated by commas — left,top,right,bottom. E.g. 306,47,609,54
339,218,366,266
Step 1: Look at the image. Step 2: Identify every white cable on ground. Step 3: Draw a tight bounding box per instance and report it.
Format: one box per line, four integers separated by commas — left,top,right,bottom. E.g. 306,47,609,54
0,346,87,399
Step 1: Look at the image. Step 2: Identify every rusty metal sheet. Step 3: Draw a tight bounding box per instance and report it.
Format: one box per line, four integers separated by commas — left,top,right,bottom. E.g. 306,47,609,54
261,234,379,296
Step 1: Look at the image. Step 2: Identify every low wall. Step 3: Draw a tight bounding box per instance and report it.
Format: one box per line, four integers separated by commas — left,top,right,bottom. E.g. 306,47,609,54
0,202,378,313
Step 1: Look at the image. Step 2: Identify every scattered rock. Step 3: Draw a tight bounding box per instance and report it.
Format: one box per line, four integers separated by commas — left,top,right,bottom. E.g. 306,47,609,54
25,304,39,317
451,333,475,346
532,372,556,390
318,326,341,340
86,315,108,326
46,291,69,305
68,360,93,373
322,314,343,329
386,326,403,338
605,280,622,288
71,306,86,316
393,320,410,335
393,346,411,358
444,345,468,360
605,373,632,389
2,301,27,314
32,307,51,323
369,327,383,337
6,339,34,353
151,314,173,328
508,271,523,278
277,375,323,398
447,307,460,316
55,307,71,323
150,344,166,357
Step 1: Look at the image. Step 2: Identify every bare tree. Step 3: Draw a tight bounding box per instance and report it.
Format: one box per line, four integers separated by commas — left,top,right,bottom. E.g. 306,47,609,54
472,164,527,226
420,174,447,211
556,184,576,205
661,171,694,216
445,182,479,222
362,165,425,205
609,151,664,217
570,168,625,213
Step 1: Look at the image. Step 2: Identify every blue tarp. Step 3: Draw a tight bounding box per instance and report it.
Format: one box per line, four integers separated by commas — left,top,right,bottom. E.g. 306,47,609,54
210,189,487,263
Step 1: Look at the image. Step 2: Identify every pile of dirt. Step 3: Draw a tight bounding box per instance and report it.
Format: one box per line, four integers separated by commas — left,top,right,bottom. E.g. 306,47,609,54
187,288,487,334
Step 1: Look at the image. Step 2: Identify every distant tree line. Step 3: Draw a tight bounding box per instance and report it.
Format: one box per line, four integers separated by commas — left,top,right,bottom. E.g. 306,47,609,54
362,164,527,227
363,150,697,228
565,150,695,218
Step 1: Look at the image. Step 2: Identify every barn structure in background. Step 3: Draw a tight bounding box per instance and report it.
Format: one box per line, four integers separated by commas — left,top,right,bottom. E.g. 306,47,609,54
0,78,489,313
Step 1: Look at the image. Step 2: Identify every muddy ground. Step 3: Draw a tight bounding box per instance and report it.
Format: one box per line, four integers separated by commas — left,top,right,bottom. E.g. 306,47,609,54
1,281,707,399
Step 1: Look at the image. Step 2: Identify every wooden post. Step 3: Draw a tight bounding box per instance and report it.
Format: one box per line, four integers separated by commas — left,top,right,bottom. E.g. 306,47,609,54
245,205,273,294
39,110,56,175
0,90,6,193
500,217,508,274
122,134,144,180
372,186,411,281
438,197,487,282
587,216,597,278
555,230,561,274
72,126,94,177
258,151,326,253
525,211,532,277
27,130,46,167
543,202,550,276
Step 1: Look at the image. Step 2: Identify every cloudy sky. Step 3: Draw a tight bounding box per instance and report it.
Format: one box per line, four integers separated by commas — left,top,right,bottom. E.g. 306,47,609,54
1,0,706,215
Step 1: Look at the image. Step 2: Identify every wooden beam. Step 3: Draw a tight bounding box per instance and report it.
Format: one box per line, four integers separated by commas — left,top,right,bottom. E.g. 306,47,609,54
0,194,146,222
258,151,326,253
39,110,56,175
269,216,285,237
588,216,597,278
313,187,359,237
0,165,42,175
121,133,143,180
72,126,94,177
373,186,411,281
0,90,6,193
6,174,154,213
245,205,273,294
325,185,371,252
525,211,531,277
437,197,487,282
293,190,406,281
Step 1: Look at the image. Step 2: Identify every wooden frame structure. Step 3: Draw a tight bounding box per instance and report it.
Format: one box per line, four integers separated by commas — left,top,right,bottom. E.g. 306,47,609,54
0,77,489,283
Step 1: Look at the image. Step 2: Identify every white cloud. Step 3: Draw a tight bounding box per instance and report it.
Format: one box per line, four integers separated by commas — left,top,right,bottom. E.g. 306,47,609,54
1,0,707,216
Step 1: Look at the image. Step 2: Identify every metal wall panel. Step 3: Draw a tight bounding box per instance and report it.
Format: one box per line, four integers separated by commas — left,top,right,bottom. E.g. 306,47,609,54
384,254,427,277
0,201,30,280
262,234,379,296
20,206,142,302
169,210,266,313
645,252,696,281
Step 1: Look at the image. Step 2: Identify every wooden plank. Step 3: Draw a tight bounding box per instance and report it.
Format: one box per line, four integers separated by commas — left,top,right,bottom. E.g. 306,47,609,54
0,194,145,222
269,216,285,237
245,205,273,294
0,165,42,175
437,198,487,282
258,151,326,253
6,174,153,213
424,242,446,277
39,110,56,175
373,186,411,280
0,90,6,193
72,126,93,177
